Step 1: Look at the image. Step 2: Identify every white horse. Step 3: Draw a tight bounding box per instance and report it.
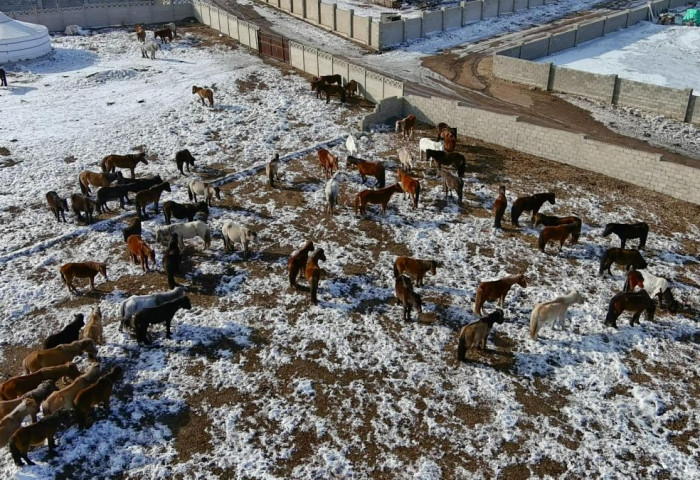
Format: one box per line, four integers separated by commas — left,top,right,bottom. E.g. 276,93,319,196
419,138,443,161
397,147,413,172
625,270,677,311
119,287,184,326
529,290,584,340
156,220,211,251
346,134,357,156
325,172,341,215
141,40,159,60
222,221,258,259
188,180,221,206
266,153,280,187
166,22,177,37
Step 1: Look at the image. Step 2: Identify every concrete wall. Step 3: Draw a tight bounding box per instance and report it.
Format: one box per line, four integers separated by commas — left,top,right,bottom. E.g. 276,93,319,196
549,66,616,103
192,1,258,50
381,19,403,46
352,15,370,43
443,6,462,30
319,3,335,28
520,35,550,60
603,11,628,35
361,96,404,130
483,0,499,18
548,29,576,55
463,1,482,23
306,0,320,23
422,10,443,35
627,6,648,26
336,9,352,36
514,0,528,11
493,55,551,89
499,0,515,14
687,96,700,125
615,79,693,121
405,17,422,42
575,18,605,45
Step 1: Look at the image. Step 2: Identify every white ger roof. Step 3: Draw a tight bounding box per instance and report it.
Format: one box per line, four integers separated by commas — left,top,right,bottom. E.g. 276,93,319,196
0,11,52,63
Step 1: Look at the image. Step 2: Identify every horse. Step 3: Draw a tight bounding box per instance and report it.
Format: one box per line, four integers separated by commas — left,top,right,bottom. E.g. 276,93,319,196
318,74,341,85
344,79,358,98
305,248,326,305
0,399,39,448
192,85,214,106
70,194,99,224
44,314,85,350
419,138,443,161
288,240,314,287
474,274,527,316
511,192,555,227
156,221,211,251
534,213,581,228
154,27,173,43
603,222,649,250
188,180,221,206
317,149,339,179
101,151,148,179
166,22,177,37
494,186,507,229
175,149,196,175
22,339,97,374
604,290,655,328
127,235,156,272
96,184,130,211
457,310,505,362
346,134,357,156
397,168,420,209
397,147,413,172
443,132,456,153
393,256,436,287
73,366,123,428
81,306,104,345
623,270,678,313
130,296,192,344
529,290,584,340
221,222,258,259
46,191,69,223
440,169,463,205
78,170,123,195
395,114,416,140
163,200,209,224
317,83,346,104
0,363,80,401
310,77,327,97
135,181,171,219
435,122,457,142
354,183,403,216
427,150,466,177
40,364,101,416
119,287,185,326
122,217,142,242
346,155,385,188
266,153,280,187
599,248,647,276
163,233,182,289
135,24,145,42
395,275,422,322
60,262,108,294
538,223,581,254
119,175,164,197
325,173,341,215
9,412,69,466
0,68,7,87
141,40,159,59
14,381,57,421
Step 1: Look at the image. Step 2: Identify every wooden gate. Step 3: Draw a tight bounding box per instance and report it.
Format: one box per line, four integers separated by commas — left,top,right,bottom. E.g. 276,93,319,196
258,33,289,63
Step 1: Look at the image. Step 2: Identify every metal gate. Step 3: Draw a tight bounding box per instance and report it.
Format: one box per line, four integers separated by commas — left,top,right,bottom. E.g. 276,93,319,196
258,32,290,63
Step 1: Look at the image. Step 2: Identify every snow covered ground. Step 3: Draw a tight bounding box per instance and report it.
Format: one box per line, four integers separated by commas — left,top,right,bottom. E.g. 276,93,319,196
540,22,700,95
0,28,699,479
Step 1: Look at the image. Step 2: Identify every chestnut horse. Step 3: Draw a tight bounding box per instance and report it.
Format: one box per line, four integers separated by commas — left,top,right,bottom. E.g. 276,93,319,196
344,79,358,98
395,114,416,140
474,274,527,316
395,275,422,322
317,149,339,179
346,155,385,188
604,290,655,328
623,270,678,313
534,214,582,242
288,240,314,287
511,192,555,227
46,191,69,223
599,248,647,276
192,86,214,107
435,122,457,142
101,151,148,179
354,183,403,216
443,132,456,153
71,194,99,224
538,223,581,253
60,262,108,294
79,170,123,195
393,256,436,287
127,235,156,272
397,168,420,209
603,222,649,250
135,181,171,219
305,248,326,304
494,186,507,229
135,25,145,42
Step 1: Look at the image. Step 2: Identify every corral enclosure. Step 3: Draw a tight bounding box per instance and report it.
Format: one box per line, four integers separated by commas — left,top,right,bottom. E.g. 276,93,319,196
0,28,699,479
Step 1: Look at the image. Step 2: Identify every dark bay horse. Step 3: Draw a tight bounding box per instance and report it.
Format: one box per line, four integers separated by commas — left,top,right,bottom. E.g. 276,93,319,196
599,248,647,276
474,274,526,316
427,150,466,177
163,233,182,289
162,200,208,224
96,184,131,211
603,222,649,250
538,223,581,253
134,182,171,219
354,183,403,216
493,186,507,229
101,151,148,179
317,83,346,104
347,156,385,188
435,122,457,142
79,171,124,195
70,194,99,224
604,290,655,328
395,275,422,322
122,217,142,242
305,248,326,304
457,310,505,362
395,114,417,140
46,192,69,223
288,240,314,287
397,168,420,209
511,192,555,227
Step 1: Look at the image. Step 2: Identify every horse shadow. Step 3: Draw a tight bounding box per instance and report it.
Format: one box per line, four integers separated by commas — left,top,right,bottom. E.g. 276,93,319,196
2,85,37,96
27,47,99,74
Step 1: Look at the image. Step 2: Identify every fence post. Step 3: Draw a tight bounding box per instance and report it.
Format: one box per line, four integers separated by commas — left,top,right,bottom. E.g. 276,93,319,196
348,9,354,38
332,4,336,30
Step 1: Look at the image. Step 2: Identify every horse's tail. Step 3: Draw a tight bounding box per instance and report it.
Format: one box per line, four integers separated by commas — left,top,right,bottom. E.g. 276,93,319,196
414,182,420,208
538,231,546,253
100,158,108,173
604,299,617,326
393,260,400,279
119,300,126,321
457,332,466,363
310,277,318,304
60,269,67,286
457,180,463,204
473,286,482,315
187,185,193,201
378,168,385,188
511,202,521,226
354,194,360,216
622,272,631,292
166,261,176,289
79,176,89,195
204,228,211,248
529,306,541,340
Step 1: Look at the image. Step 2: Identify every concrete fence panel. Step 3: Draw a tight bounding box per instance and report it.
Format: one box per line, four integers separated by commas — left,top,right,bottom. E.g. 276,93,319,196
422,10,443,35
384,77,404,99
151,6,174,23
528,0,544,7
499,0,515,14
514,0,528,11
332,58,350,83
318,51,334,76
379,20,403,47
226,15,239,41
361,96,405,130
352,15,370,43
290,41,304,70
443,6,462,30
61,9,87,26
549,66,616,103
463,1,482,23
319,3,335,28
209,7,221,31
603,11,628,35
84,9,108,27
349,63,367,97
627,5,649,26
686,96,700,125
336,9,352,36
365,71,385,103
305,0,320,23
548,29,577,54
280,0,292,12
494,55,551,89
520,36,550,60
292,0,305,16
650,0,670,15
199,3,211,25
483,0,498,18
576,18,605,45
496,45,521,58
404,17,422,41
615,78,692,121
371,19,380,48
303,47,319,76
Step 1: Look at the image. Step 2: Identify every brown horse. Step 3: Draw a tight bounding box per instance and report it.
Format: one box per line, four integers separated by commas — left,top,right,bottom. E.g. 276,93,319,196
344,79,358,98
134,181,171,219
60,262,108,294
397,168,420,209
73,366,122,428
604,290,655,328
393,256,437,287
395,275,422,322
346,155,385,188
46,191,69,223
494,186,507,229
511,192,555,227
317,149,339,179
317,83,346,104
427,150,466,177
78,170,123,195
457,309,505,362
9,412,67,466
474,274,527,316
599,248,647,276
443,132,456,153
534,213,581,228
440,169,463,205
354,183,403,216
127,235,156,272
288,240,314,287
435,122,457,142
154,27,173,42
192,85,214,107
538,223,581,253
0,363,80,401
162,200,209,224
305,248,326,304
395,114,416,139
101,151,148,179
70,194,99,224
135,25,145,42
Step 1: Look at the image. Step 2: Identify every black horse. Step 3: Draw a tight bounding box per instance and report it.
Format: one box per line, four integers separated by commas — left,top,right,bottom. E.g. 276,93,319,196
0,68,7,87
175,149,196,175
604,290,655,328
599,247,647,276
96,184,131,211
163,233,182,289
44,314,85,349
511,192,555,227
130,296,192,344
603,222,649,249
162,200,209,225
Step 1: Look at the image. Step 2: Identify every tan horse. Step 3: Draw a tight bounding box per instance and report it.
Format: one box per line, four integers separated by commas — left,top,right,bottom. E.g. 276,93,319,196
192,85,214,107
81,306,104,345
127,235,156,272
22,339,98,374
0,363,80,400
0,399,39,448
59,262,108,294
78,170,123,195
41,363,101,416
101,151,148,179
393,256,437,287
457,310,505,362
474,274,527,316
